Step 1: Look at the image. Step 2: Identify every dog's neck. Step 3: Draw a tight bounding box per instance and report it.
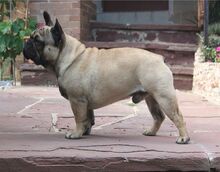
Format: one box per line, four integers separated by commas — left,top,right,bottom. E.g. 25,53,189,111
54,34,86,78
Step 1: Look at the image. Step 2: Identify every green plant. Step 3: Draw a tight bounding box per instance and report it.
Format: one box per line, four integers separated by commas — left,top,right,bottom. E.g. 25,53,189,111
0,17,36,80
208,35,220,48
0,0,35,81
198,23,220,62
0,17,36,61
208,23,220,36
201,46,216,62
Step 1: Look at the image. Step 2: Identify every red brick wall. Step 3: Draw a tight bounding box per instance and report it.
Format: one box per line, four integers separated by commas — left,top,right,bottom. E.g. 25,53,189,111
29,0,96,40
80,0,96,41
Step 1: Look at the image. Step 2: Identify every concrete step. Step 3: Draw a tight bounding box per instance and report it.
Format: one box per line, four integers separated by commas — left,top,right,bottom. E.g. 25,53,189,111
90,21,200,32
170,65,193,90
20,63,57,86
90,21,199,45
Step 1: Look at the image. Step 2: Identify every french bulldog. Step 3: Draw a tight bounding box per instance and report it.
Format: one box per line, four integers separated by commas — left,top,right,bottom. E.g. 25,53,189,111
23,11,190,144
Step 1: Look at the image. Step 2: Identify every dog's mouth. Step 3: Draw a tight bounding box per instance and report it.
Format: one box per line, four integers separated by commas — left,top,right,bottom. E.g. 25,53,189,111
23,39,47,66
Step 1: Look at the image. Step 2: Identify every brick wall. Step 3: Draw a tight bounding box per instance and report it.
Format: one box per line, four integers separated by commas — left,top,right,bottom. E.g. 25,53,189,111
80,0,96,41
29,0,96,40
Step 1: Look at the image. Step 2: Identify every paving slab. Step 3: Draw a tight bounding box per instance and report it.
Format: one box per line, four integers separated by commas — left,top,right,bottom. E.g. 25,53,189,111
0,86,220,171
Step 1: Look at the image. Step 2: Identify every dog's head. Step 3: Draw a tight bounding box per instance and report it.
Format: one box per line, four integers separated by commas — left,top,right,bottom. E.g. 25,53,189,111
23,11,65,67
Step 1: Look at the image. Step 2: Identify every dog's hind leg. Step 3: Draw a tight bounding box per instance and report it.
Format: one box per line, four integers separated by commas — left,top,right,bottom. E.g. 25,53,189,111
153,91,190,144
143,95,165,136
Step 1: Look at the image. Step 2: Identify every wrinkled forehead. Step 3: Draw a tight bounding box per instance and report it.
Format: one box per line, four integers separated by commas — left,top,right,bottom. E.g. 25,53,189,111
31,26,51,37
32,25,51,37
30,25,55,45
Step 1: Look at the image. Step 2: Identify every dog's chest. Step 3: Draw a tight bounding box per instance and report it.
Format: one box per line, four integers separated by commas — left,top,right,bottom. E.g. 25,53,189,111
59,86,68,99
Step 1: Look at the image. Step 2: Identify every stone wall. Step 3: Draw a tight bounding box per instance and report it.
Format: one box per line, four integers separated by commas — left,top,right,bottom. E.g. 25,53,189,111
193,48,220,102
29,0,96,40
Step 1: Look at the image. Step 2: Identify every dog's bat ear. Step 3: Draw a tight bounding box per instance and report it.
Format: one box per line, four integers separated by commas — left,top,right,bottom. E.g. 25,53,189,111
51,19,65,48
43,11,53,26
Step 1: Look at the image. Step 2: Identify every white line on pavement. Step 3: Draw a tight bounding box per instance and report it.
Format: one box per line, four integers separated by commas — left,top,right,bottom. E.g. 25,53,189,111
93,106,138,130
17,98,44,115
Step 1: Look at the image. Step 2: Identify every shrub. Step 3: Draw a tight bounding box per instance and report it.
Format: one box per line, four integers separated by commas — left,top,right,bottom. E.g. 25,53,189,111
208,23,220,36
0,17,36,80
199,23,220,62
0,17,36,61
201,46,216,62
208,35,220,48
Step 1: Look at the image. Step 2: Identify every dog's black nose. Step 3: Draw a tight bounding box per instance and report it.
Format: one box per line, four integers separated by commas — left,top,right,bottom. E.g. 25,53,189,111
23,40,29,58
23,48,29,60
23,39,34,60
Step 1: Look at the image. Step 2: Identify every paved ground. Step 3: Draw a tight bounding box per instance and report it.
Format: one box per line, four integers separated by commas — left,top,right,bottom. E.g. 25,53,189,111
0,86,220,171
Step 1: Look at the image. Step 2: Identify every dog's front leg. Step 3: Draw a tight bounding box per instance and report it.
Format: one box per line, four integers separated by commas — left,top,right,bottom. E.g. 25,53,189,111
83,109,95,135
65,98,90,139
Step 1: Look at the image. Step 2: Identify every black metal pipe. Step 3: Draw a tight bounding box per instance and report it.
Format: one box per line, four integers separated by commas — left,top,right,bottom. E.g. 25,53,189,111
204,0,209,46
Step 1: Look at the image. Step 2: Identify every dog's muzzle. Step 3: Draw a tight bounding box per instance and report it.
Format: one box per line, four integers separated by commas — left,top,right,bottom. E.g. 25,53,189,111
23,39,47,66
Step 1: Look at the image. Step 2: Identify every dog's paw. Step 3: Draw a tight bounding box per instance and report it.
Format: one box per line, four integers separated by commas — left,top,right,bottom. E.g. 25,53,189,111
65,131,82,139
176,136,190,144
143,130,156,136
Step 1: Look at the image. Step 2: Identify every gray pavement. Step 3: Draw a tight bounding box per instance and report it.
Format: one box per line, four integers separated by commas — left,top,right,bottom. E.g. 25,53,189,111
0,86,220,171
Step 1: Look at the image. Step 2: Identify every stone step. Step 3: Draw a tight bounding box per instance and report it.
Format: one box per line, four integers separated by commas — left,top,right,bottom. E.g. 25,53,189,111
85,41,197,52
90,21,200,32
170,65,193,90
20,63,57,86
90,21,199,45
